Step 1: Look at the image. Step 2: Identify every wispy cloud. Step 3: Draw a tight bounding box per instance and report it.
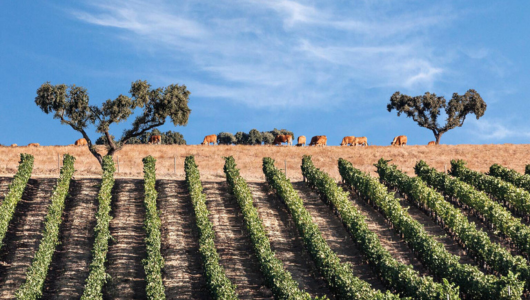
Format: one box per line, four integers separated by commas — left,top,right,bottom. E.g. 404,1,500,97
470,118,530,140
69,0,468,108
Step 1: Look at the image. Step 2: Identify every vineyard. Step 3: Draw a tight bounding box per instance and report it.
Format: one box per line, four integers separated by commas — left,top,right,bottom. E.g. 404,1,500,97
1,152,530,299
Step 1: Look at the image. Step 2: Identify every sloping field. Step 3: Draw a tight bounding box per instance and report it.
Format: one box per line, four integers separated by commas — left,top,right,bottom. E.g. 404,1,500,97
0,146,529,299
0,144,528,181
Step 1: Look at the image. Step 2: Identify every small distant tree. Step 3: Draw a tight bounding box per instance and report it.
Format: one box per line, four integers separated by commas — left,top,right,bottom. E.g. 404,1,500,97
163,130,186,145
247,129,262,145
125,136,142,144
235,131,250,145
217,132,236,145
35,80,191,167
95,134,116,145
387,89,486,144
261,132,275,145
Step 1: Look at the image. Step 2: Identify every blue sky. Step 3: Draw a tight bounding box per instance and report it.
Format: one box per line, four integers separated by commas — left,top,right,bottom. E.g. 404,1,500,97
1,1,529,146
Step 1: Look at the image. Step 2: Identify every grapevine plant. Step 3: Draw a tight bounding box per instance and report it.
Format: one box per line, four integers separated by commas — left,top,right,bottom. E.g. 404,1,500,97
263,157,398,300
415,160,530,260
451,160,530,218
224,156,315,300
301,155,459,300
0,153,34,249
184,156,238,299
81,156,116,299
142,156,166,299
489,163,530,193
339,158,522,300
376,158,529,291
16,154,76,300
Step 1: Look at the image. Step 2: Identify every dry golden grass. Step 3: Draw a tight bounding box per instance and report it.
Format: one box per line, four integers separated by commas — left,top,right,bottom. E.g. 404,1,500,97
0,144,528,181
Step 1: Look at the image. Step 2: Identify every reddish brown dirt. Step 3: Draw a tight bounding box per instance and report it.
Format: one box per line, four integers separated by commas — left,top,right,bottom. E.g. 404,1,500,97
291,182,385,291
0,178,56,299
104,179,147,300
41,179,99,299
0,177,12,205
246,181,333,299
202,181,273,299
156,179,210,300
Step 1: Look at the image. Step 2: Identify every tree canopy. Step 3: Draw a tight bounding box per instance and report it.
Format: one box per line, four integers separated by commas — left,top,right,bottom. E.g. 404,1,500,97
35,80,191,165
217,132,237,145
387,89,486,144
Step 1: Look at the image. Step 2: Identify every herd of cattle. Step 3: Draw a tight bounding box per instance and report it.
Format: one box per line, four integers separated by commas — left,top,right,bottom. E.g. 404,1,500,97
5,134,420,147
201,134,413,147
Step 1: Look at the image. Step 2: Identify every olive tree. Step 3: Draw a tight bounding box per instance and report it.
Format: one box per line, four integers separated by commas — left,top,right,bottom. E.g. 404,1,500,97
35,80,191,166
95,134,116,145
235,131,250,145
247,129,262,145
387,89,486,144
261,132,275,145
217,132,236,145
163,130,186,145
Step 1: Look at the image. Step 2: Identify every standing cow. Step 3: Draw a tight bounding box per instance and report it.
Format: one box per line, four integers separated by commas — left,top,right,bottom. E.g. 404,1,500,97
354,137,368,146
148,135,162,145
202,134,217,145
340,136,355,146
297,136,306,146
390,135,407,147
75,138,88,146
273,134,292,146
309,135,327,147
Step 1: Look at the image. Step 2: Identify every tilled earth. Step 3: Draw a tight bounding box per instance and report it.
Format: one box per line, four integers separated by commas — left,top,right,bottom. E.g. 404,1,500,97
0,176,523,299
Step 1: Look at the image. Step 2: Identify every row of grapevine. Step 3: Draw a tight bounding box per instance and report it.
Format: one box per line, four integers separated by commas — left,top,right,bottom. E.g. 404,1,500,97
375,159,529,290
490,164,530,193
184,156,238,299
450,160,530,218
301,156,459,299
262,157,398,300
81,156,116,300
142,156,166,299
16,154,76,300
0,153,34,249
415,160,530,259
339,158,521,299
223,156,313,300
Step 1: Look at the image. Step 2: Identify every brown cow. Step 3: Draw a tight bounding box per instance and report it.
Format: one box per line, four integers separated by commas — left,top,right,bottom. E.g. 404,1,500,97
340,136,355,146
390,135,407,147
297,136,306,146
354,137,368,146
273,134,293,146
10,144,17,147
75,138,88,146
148,135,162,145
427,141,436,146
309,136,320,146
315,136,327,147
202,134,217,145
27,143,40,147
309,135,327,147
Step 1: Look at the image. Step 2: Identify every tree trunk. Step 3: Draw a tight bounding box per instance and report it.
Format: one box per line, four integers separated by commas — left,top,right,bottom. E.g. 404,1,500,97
435,133,443,145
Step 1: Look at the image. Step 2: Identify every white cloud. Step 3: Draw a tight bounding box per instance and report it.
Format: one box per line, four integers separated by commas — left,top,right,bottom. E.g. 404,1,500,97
470,119,530,140
69,0,469,108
